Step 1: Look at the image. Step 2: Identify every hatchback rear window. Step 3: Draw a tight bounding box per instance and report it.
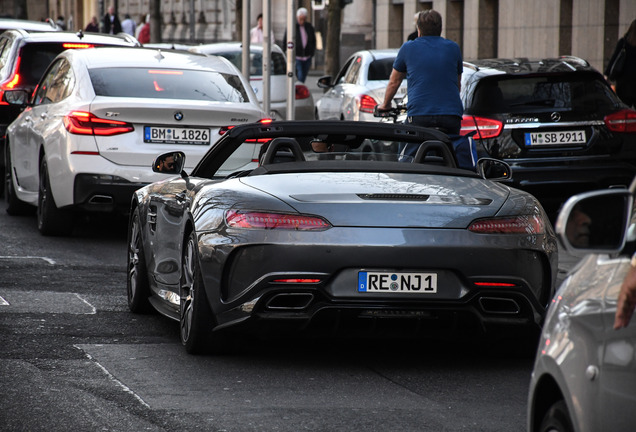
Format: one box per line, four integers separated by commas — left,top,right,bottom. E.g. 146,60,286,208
213,50,286,76
18,43,67,85
88,67,250,102
471,74,620,114
367,58,395,81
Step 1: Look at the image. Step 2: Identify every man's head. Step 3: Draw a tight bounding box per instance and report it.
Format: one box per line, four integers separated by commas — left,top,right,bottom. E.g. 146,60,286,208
417,9,442,37
297,7,308,25
108,6,115,15
256,13,263,29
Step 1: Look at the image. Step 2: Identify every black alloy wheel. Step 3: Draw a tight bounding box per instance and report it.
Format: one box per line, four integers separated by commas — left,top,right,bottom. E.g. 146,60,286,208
4,142,32,215
37,157,73,236
539,400,574,432
127,207,153,313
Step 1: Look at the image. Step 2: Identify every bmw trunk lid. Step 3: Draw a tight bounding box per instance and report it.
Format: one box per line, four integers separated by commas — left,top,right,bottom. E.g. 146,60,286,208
89,97,264,168
239,172,511,228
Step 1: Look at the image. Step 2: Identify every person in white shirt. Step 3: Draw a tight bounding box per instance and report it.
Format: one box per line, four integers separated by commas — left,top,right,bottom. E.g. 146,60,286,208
250,14,274,44
121,14,136,36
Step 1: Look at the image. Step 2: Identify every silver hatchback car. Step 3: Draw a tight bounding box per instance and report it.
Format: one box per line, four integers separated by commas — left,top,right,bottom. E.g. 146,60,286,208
528,185,636,432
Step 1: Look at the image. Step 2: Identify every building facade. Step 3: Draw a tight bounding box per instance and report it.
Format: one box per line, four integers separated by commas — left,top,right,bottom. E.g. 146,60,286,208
2,0,633,74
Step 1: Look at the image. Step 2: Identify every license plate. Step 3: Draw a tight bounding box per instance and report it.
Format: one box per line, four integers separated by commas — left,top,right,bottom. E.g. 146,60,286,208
144,126,210,145
358,271,437,294
524,130,586,146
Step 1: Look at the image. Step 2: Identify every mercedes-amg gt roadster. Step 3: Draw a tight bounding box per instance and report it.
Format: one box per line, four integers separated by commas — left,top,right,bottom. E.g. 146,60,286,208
126,120,558,354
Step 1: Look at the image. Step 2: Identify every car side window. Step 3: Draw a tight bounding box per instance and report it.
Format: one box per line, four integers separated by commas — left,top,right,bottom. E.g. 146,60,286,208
335,57,354,85
344,56,362,84
0,37,11,71
33,58,73,106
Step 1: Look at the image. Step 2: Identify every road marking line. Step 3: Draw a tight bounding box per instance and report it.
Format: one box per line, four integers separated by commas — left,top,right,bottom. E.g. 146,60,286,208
0,296,8,306
77,347,151,409
74,293,97,314
0,255,56,265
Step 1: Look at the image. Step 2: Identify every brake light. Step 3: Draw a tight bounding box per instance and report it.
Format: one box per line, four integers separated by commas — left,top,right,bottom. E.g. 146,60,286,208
62,43,94,49
295,84,311,100
63,111,134,136
461,115,503,139
272,278,322,283
468,215,545,234
604,109,636,133
225,210,331,231
358,95,378,114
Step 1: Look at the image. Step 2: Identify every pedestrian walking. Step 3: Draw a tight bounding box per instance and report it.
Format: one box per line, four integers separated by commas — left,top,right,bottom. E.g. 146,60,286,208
605,19,636,108
283,7,316,83
102,5,122,35
121,14,136,36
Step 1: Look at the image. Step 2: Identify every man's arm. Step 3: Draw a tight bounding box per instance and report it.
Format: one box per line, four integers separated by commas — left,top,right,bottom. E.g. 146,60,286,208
377,69,406,111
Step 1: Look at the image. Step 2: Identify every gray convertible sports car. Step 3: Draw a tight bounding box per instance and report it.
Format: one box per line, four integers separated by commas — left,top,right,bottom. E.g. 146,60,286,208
126,120,558,354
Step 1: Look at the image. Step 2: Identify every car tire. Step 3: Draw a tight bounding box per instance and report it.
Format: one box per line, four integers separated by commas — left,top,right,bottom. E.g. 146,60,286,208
127,207,154,314
37,157,74,236
180,229,231,354
539,400,574,432
4,142,33,215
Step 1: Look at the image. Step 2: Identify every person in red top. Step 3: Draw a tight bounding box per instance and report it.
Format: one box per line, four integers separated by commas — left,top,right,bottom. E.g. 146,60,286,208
138,19,150,44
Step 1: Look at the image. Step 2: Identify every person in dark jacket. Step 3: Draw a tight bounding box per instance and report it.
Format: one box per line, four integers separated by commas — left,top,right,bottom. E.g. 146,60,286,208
102,5,122,35
605,19,636,108
283,7,316,83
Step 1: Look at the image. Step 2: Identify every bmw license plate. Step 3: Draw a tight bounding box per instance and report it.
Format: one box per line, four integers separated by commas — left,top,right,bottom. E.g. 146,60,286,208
358,271,437,294
524,130,586,146
144,126,210,145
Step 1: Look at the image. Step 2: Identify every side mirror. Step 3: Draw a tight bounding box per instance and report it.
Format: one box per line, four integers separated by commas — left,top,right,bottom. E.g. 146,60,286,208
316,75,333,89
555,189,632,255
3,89,30,106
476,158,511,180
152,151,186,175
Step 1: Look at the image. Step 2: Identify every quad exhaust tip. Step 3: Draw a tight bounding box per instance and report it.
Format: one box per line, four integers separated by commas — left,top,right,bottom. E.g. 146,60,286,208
479,297,521,314
265,293,314,310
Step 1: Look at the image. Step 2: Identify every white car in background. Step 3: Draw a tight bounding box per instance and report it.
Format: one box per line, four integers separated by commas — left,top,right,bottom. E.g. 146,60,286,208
189,42,314,120
4,47,265,235
528,186,636,432
315,49,406,121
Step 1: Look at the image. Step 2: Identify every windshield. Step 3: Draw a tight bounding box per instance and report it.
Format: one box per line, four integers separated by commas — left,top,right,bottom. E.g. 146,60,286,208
89,67,250,102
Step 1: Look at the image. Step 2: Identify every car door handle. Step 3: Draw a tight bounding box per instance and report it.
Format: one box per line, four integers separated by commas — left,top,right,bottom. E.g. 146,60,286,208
39,112,48,119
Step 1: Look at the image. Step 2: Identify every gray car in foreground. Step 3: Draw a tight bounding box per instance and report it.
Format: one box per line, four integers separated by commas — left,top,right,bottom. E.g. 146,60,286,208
126,121,557,354
528,186,636,432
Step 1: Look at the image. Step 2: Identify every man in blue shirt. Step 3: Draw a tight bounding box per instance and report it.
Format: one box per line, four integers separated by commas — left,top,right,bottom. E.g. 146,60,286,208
378,9,463,136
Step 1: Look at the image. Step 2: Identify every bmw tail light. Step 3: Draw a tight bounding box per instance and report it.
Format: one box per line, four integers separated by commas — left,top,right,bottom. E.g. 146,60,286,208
225,210,331,231
295,84,311,100
468,215,545,234
63,111,134,136
461,115,503,139
604,109,636,133
0,57,22,105
358,95,378,114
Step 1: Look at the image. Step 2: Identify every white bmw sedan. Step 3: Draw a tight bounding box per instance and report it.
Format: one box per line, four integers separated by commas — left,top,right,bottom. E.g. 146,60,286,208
4,47,266,235
315,49,406,121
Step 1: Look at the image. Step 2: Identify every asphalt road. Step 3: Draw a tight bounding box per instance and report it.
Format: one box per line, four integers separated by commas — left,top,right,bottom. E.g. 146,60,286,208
0,192,577,431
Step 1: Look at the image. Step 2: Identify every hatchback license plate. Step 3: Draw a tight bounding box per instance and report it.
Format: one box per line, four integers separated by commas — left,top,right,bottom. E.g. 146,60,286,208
144,126,210,145
358,271,437,294
524,130,586,146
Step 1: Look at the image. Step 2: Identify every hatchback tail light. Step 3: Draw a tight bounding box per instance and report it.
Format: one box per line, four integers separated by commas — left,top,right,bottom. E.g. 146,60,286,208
63,111,134,136
468,215,545,234
62,43,95,49
461,115,503,139
295,84,311,100
225,210,331,231
0,57,22,105
358,95,378,114
604,109,636,133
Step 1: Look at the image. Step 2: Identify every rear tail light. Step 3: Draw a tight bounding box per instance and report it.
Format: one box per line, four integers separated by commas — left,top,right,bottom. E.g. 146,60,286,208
218,118,273,143
358,94,378,114
461,115,503,139
0,57,22,105
295,84,311,100
468,215,545,234
63,111,134,136
225,210,331,231
604,109,636,133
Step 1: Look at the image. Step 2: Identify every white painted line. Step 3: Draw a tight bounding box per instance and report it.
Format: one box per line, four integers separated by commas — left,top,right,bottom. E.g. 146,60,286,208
0,296,9,306
0,256,56,265
74,293,97,314
77,346,151,409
